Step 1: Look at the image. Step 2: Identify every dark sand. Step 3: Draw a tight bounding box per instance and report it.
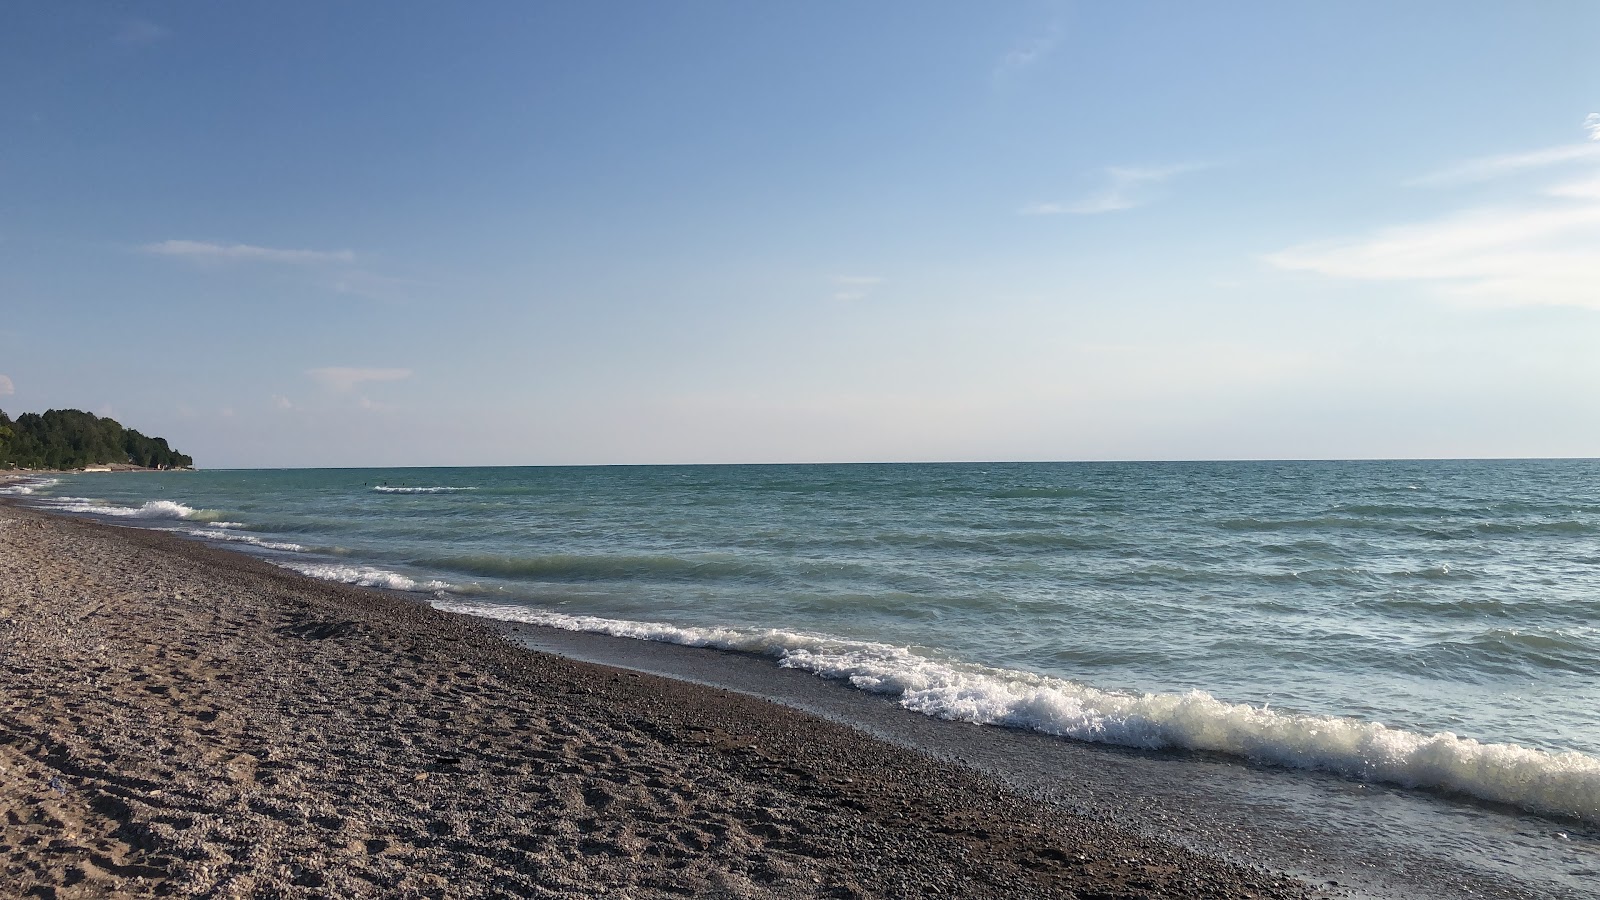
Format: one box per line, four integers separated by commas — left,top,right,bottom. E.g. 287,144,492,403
0,504,1317,898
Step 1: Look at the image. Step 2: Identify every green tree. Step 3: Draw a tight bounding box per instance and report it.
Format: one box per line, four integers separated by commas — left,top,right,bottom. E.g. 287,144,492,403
0,408,192,469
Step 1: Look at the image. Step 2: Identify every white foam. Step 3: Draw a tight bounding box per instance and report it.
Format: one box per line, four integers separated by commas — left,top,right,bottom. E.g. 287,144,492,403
49,497,218,520
429,599,1600,824
186,529,304,552
280,561,452,593
0,477,60,496
371,485,478,494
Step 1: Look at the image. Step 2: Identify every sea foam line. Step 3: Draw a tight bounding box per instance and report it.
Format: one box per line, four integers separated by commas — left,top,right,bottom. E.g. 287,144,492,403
430,598,1600,824
280,561,453,593
45,497,228,522
186,529,304,552
0,477,61,496
371,485,478,494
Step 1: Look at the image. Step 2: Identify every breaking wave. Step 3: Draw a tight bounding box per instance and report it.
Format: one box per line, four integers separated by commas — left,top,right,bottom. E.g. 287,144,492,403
430,598,1600,824
0,477,60,496
371,486,478,494
186,529,305,552
280,561,453,593
47,497,227,522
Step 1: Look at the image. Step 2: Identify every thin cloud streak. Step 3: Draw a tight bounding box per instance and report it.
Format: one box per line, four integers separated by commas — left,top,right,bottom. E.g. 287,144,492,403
1023,163,1208,216
144,239,355,265
329,269,438,302
1409,144,1600,187
306,367,412,392
997,32,1057,73
830,275,886,302
114,19,169,45
993,19,1061,84
1410,115,1600,186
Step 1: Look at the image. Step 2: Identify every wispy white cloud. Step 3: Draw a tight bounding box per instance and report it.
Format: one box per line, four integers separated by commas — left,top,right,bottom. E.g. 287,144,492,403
1273,118,1600,307
1267,176,1600,308
1549,173,1600,200
144,239,355,265
307,367,412,392
992,11,1068,86
114,20,169,45
1022,163,1208,216
329,270,434,301
996,29,1059,77
272,395,294,410
1409,144,1600,186
1409,115,1600,186
831,275,886,302
0,374,13,396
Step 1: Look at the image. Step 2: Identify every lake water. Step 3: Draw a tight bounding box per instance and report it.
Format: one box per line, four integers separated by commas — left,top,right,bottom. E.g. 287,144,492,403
10,459,1599,831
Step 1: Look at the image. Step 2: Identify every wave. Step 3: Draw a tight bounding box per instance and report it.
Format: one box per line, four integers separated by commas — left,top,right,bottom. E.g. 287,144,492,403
430,598,1600,824
987,487,1099,500
371,485,478,494
47,497,227,522
279,561,453,593
1473,521,1598,536
1333,503,1466,517
414,552,773,583
1218,516,1373,532
0,477,60,496
186,529,304,552
1421,629,1600,677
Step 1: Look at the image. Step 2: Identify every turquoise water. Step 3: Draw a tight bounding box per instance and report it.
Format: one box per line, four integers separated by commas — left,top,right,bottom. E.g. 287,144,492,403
13,460,1600,822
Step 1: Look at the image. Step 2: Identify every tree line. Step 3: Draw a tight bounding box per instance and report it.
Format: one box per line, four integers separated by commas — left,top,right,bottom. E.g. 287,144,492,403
0,408,194,470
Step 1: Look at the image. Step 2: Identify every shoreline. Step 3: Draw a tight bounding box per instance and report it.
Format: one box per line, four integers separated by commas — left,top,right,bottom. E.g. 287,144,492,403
494,620,1600,900
0,503,1320,898
1,466,187,478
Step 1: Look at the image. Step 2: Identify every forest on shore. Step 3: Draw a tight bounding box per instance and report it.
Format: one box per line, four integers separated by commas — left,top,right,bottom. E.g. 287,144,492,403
0,408,193,470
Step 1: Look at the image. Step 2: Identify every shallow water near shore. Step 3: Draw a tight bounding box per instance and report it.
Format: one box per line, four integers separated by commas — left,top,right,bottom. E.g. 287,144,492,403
10,460,1600,893
500,622,1600,900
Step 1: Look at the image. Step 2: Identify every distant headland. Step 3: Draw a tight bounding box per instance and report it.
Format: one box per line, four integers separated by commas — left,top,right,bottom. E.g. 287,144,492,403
0,408,193,471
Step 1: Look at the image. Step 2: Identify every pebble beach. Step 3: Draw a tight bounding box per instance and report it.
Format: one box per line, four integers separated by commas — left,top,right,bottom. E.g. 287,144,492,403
0,503,1317,898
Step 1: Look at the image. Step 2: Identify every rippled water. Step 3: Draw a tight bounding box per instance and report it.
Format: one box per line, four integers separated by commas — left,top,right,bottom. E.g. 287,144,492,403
14,459,1600,822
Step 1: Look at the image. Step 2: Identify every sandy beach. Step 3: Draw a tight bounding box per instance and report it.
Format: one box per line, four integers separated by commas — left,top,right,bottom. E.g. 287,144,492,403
0,502,1315,898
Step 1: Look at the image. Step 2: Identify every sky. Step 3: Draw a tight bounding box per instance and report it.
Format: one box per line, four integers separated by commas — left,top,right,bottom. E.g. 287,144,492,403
2,2,1597,467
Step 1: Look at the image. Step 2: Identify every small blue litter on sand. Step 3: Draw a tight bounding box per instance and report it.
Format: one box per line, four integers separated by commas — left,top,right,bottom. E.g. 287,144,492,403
48,777,65,795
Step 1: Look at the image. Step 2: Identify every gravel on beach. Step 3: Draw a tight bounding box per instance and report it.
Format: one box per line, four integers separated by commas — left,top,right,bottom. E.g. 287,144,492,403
0,504,1316,898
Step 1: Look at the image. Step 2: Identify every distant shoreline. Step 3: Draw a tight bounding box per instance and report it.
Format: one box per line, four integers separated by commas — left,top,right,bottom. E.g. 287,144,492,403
2,464,189,477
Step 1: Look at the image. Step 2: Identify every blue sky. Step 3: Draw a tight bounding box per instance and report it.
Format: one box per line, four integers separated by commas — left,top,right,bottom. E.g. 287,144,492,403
2,2,1597,467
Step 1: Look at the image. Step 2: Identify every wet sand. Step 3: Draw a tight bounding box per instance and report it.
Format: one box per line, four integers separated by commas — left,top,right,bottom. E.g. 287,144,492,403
0,503,1316,898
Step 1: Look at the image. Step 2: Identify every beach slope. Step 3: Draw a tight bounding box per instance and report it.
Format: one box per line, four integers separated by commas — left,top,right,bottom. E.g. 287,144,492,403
0,505,1312,898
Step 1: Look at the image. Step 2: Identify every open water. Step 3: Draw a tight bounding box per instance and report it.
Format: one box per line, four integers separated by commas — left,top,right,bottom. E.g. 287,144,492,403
9,460,1600,835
